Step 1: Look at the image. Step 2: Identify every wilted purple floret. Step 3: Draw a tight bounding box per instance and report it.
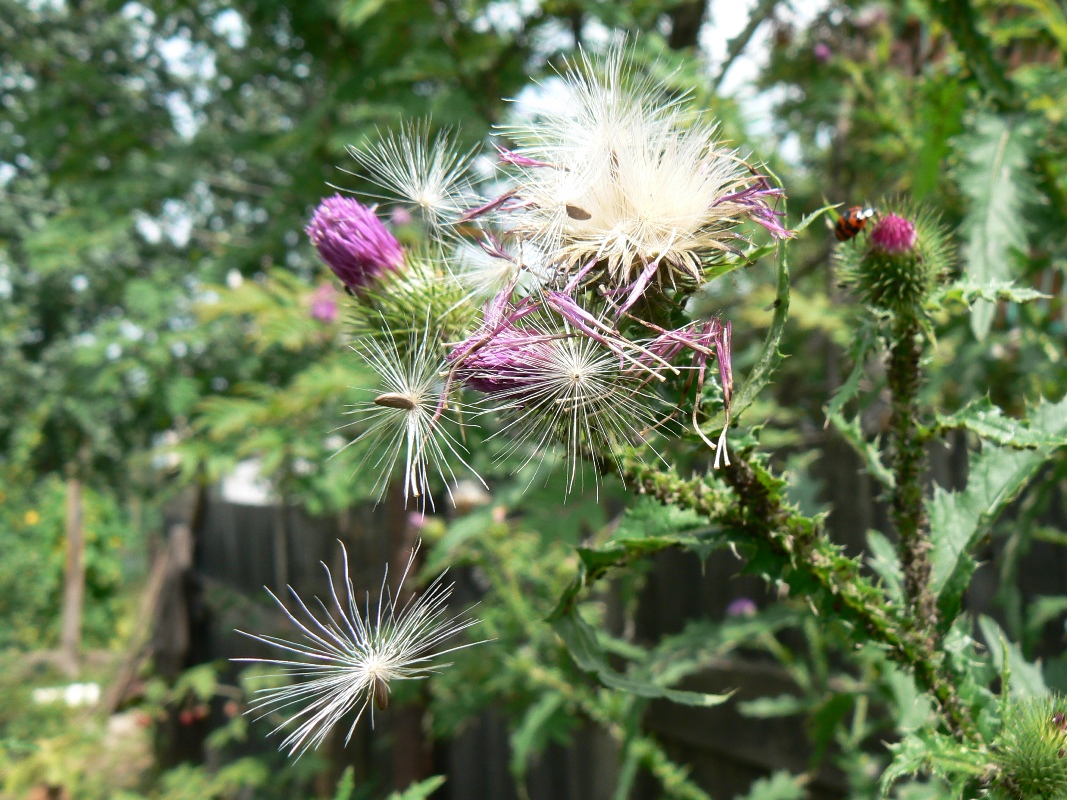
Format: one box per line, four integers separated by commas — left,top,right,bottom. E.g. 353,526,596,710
869,213,917,254
448,295,546,394
306,195,404,292
451,329,554,393
716,179,794,241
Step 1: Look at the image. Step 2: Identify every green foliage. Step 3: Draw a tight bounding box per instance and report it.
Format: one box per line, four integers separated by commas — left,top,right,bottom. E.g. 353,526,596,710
385,776,447,800
955,114,1033,340
0,470,135,649
929,394,1067,622
733,771,806,800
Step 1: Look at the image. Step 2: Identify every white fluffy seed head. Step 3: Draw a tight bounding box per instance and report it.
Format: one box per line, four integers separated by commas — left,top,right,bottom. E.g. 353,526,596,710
450,238,552,299
499,45,755,290
234,541,483,758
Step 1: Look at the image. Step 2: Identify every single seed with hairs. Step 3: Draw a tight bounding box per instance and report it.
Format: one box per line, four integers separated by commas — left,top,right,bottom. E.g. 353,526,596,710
375,393,416,409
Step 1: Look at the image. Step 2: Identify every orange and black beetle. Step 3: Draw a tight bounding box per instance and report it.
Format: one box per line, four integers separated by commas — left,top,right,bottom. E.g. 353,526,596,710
834,206,877,241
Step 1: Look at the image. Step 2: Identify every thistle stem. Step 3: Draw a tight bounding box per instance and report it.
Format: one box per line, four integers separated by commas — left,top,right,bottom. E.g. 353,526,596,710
886,317,939,637
623,454,974,739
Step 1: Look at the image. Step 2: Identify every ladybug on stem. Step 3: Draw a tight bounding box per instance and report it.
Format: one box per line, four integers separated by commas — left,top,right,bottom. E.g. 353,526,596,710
834,206,877,241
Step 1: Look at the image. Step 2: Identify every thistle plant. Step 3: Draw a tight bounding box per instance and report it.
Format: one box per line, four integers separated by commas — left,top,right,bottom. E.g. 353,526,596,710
304,44,790,506
237,40,1067,800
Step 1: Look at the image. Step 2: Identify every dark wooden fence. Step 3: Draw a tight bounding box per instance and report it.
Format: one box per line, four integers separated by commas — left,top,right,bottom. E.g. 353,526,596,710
145,433,1067,800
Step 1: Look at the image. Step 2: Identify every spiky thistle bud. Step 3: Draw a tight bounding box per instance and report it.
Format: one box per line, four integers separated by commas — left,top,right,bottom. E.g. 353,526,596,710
991,695,1067,800
836,202,951,318
307,196,404,294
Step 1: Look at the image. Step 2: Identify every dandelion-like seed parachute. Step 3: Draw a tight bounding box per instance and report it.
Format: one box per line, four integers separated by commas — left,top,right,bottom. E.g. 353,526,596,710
337,322,483,509
235,541,482,758
347,121,475,235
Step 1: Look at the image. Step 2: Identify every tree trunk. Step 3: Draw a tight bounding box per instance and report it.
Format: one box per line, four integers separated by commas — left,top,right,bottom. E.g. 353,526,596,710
59,475,85,675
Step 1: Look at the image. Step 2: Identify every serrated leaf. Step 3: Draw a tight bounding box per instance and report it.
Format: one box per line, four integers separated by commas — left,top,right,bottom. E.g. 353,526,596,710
551,497,728,618
931,394,1067,622
551,610,733,707
977,615,1047,697
881,729,987,798
936,397,1067,448
649,608,800,690
613,496,707,541
955,114,1031,339
731,234,790,422
867,530,904,603
938,279,1048,306
827,411,894,488
385,776,447,800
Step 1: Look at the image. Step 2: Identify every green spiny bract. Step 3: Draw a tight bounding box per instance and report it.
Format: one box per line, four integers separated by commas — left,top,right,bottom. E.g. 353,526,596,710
346,246,477,356
991,695,1067,800
835,201,952,319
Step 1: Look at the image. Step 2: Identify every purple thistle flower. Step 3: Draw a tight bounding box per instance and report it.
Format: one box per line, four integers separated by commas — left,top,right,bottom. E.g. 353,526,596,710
309,283,339,323
813,42,832,63
869,213,918,254
306,195,404,293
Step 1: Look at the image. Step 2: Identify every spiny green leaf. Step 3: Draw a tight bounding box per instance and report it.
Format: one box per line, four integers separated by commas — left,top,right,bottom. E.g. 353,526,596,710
867,530,904,603
385,776,447,800
881,728,988,798
955,113,1032,339
731,234,790,421
935,397,1067,449
827,411,895,489
551,610,733,707
931,394,1067,622
938,279,1048,307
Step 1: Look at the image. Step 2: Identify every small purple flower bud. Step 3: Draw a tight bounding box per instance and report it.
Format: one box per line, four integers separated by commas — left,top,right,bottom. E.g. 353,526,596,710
306,196,404,292
869,213,917,254
813,42,832,63
309,283,339,323
726,597,758,617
